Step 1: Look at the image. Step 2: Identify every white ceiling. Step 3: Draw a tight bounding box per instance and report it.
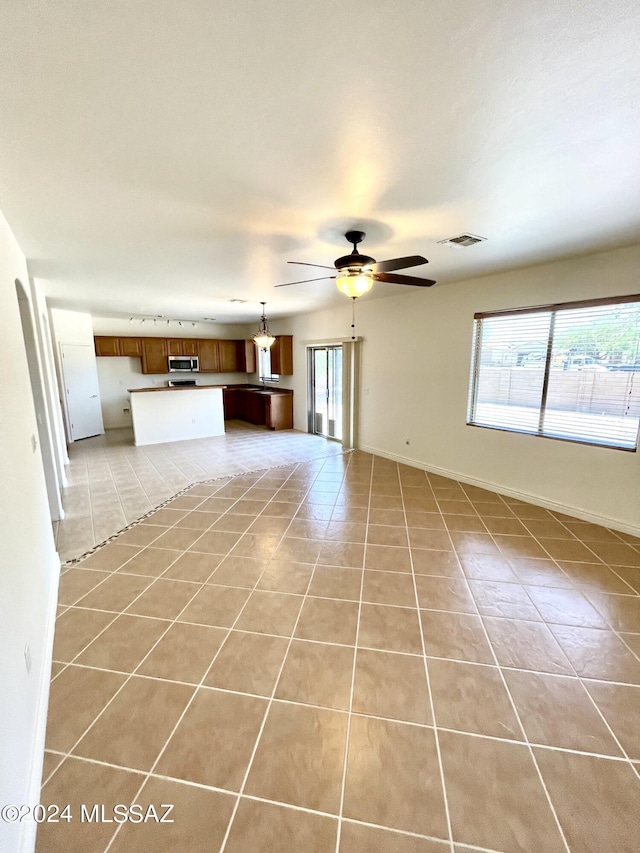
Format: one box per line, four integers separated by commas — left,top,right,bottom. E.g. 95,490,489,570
1,0,639,323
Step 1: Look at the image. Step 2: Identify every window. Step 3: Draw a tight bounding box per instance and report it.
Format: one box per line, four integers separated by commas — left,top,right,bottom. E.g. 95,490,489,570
468,295,640,450
258,346,279,383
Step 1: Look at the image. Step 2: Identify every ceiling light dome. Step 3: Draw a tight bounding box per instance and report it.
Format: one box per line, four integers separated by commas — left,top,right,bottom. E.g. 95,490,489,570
335,270,374,298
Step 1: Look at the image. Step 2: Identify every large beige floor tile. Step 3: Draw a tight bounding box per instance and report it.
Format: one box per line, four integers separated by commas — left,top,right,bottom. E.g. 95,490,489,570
73,676,193,770
155,688,266,789
343,715,447,838
225,798,338,853
439,731,565,852
534,748,640,852
245,702,348,812
204,630,289,695
108,777,235,853
36,757,143,853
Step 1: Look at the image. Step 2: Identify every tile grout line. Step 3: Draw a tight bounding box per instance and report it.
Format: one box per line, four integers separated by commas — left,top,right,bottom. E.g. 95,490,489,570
404,468,456,852
45,450,640,850
448,482,640,774
48,459,318,850
444,486,574,852
40,748,508,853
61,442,350,568
463,493,640,783
104,466,322,853
214,458,343,853
51,648,640,692
333,454,372,853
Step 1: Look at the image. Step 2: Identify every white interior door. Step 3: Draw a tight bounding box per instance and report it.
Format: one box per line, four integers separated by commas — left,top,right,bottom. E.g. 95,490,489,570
61,344,104,440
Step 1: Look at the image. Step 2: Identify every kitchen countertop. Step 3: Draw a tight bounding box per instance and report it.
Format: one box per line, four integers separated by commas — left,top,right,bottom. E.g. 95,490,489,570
128,385,227,393
225,385,293,394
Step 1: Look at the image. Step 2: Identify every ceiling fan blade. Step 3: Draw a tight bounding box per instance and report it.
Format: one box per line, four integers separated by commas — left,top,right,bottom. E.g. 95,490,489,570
274,275,336,287
288,261,336,270
374,272,436,287
368,255,428,274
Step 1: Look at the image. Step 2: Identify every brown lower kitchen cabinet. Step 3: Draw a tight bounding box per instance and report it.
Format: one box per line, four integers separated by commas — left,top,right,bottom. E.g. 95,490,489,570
223,386,293,430
263,391,294,430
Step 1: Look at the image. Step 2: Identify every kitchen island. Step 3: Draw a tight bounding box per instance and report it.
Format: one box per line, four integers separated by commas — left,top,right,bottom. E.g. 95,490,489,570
129,385,226,446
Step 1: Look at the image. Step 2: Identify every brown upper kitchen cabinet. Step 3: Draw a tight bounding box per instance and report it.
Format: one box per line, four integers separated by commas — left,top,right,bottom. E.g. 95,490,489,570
270,335,293,375
244,340,257,374
141,337,168,374
197,338,220,372
218,339,244,373
167,339,199,356
119,337,143,357
94,336,121,357
95,335,143,357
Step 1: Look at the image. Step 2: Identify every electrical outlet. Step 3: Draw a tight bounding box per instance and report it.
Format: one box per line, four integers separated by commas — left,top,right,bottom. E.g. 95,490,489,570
24,643,32,674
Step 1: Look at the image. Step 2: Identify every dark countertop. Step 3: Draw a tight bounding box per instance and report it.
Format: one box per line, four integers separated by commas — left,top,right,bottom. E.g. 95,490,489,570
226,385,293,395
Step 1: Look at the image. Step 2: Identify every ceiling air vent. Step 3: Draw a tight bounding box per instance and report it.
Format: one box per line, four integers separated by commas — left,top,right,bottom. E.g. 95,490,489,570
438,233,487,248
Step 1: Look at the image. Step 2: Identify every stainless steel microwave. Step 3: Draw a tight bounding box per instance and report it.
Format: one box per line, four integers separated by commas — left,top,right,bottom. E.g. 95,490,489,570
167,355,199,372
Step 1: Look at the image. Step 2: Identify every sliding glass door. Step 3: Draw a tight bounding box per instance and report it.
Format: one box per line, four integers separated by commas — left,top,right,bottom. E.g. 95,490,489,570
309,345,343,440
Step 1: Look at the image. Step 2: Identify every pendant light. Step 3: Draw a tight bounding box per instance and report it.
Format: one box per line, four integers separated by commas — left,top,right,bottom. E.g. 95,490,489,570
252,301,276,349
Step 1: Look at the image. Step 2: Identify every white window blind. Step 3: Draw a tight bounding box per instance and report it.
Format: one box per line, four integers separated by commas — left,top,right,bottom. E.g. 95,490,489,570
468,296,640,451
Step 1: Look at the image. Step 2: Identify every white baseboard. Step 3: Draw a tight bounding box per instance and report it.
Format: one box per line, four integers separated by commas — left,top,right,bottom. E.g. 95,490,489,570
18,551,60,853
359,444,640,538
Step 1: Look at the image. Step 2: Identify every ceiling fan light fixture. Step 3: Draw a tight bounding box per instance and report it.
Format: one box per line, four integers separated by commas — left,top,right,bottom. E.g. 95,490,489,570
252,301,276,350
335,270,374,298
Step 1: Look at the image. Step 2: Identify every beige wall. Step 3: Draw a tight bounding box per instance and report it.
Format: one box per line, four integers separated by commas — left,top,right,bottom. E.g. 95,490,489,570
274,243,640,533
0,212,60,853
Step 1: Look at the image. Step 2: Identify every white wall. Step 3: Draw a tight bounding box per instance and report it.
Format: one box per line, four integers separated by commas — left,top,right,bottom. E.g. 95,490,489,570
274,244,640,534
30,282,69,478
92,316,251,339
15,280,64,521
49,307,94,345
92,316,256,428
0,211,60,853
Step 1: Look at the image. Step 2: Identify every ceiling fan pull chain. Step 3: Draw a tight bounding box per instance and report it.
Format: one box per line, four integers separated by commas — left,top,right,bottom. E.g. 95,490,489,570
351,296,357,340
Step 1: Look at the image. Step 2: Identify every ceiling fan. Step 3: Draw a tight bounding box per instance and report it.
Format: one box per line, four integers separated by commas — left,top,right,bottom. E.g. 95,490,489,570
275,230,436,298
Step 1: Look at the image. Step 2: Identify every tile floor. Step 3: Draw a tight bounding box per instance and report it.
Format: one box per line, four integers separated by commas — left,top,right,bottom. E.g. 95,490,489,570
40,449,640,852
53,423,344,564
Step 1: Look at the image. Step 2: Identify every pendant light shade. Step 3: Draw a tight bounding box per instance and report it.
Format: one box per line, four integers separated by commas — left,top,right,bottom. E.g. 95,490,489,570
252,302,276,349
335,270,374,298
